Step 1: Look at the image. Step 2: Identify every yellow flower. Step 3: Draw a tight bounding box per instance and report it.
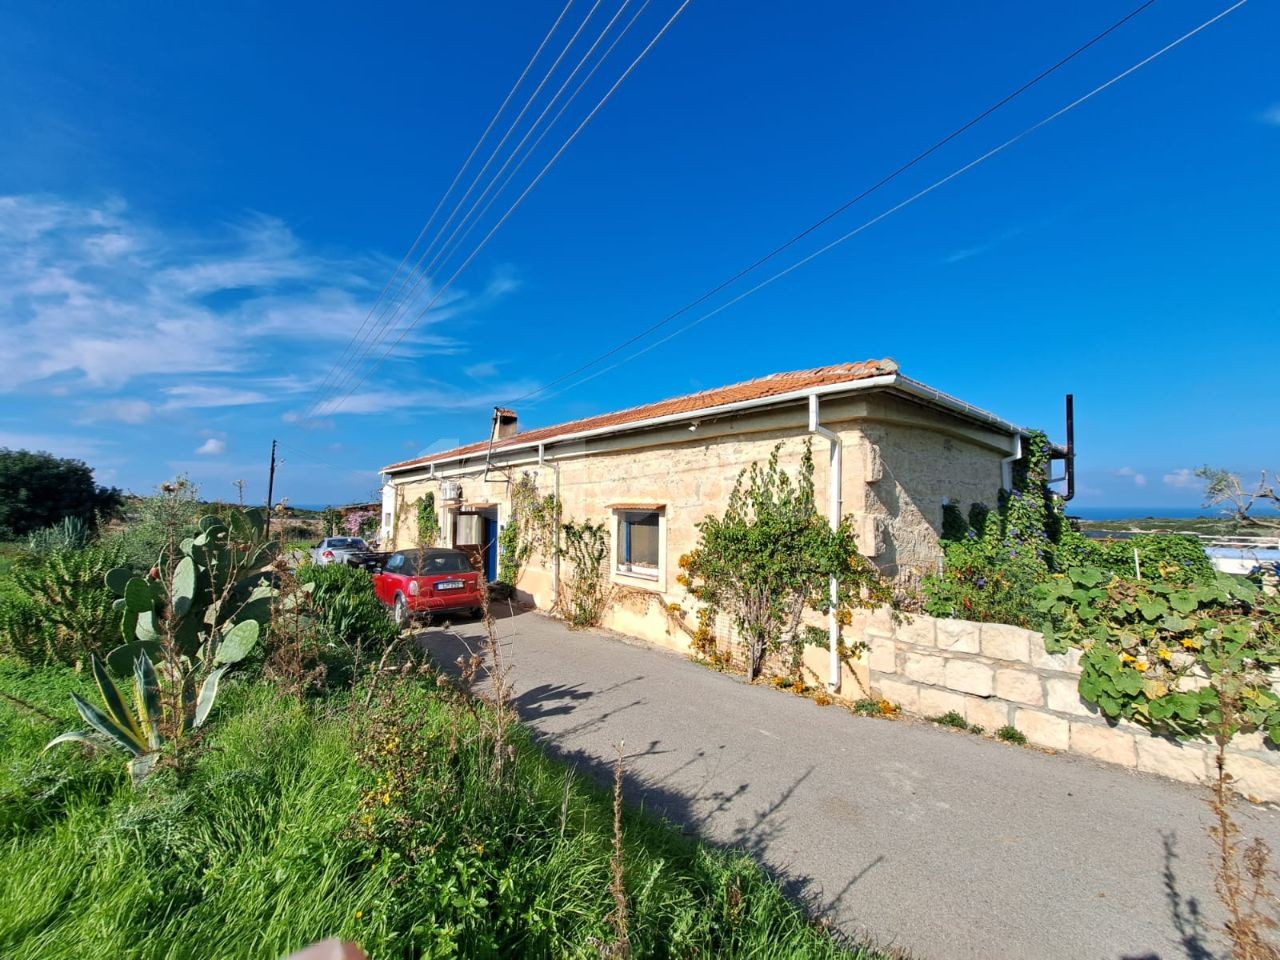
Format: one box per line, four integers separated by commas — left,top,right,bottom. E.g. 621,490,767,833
1120,653,1136,664
1181,638,1201,650
355,910,363,919
1157,647,1172,662
1135,660,1149,673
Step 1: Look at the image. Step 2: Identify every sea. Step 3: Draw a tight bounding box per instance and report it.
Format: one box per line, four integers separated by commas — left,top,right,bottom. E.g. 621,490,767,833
1069,506,1217,521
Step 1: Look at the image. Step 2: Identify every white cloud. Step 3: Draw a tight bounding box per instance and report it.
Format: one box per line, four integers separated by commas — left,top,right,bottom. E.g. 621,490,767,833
1261,104,1280,126
82,399,154,424
1163,468,1200,489
0,195,517,415
195,437,227,456
464,362,498,379
162,385,270,409
943,227,1023,265
308,380,541,418
1116,466,1147,487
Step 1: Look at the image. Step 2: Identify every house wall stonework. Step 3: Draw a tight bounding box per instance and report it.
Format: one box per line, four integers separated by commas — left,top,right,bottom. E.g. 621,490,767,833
858,609,1280,803
386,401,1009,659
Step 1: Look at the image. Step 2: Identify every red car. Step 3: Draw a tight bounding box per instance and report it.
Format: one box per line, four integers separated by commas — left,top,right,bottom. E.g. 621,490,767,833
372,548,485,629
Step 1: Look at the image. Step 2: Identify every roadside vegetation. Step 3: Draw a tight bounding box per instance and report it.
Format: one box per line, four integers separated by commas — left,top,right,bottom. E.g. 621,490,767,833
0,454,879,959
921,437,1280,958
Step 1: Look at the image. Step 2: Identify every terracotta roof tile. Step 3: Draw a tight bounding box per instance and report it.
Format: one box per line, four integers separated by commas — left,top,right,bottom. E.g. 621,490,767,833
382,359,899,473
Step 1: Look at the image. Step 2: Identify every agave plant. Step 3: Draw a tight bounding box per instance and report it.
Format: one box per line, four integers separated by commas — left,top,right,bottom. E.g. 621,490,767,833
46,652,230,783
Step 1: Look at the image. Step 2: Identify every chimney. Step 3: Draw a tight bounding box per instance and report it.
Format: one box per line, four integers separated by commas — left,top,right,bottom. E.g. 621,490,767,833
493,407,518,440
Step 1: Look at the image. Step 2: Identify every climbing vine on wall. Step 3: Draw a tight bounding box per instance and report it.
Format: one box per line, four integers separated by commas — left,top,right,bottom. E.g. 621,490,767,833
559,519,610,628
415,492,441,548
498,473,560,588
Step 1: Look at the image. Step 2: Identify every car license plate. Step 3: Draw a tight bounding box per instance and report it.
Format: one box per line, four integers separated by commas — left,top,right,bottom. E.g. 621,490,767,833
436,579,464,591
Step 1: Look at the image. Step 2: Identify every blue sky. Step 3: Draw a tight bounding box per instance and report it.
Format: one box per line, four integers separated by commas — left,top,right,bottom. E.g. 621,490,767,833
1,0,1276,511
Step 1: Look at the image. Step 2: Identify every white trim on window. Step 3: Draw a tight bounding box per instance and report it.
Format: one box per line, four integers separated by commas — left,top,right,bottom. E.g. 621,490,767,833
611,506,666,590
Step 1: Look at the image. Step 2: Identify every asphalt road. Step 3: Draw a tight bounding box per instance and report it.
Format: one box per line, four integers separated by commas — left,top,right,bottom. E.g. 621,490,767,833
423,608,1280,960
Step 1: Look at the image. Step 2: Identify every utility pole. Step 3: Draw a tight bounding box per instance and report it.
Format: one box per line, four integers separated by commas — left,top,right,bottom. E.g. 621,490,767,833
265,439,278,536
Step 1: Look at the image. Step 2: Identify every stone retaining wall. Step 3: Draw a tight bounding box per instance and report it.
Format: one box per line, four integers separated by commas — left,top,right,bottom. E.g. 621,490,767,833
860,610,1280,803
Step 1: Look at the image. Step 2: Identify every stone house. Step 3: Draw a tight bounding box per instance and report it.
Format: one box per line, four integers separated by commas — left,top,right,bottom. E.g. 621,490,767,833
378,359,1057,689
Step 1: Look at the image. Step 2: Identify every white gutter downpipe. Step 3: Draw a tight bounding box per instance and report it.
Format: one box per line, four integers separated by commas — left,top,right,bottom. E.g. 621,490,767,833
1000,433,1023,492
538,443,561,608
808,394,843,693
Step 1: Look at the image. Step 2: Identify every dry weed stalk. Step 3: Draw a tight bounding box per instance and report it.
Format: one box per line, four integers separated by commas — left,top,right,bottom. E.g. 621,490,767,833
603,740,631,959
265,558,326,699
1211,691,1280,959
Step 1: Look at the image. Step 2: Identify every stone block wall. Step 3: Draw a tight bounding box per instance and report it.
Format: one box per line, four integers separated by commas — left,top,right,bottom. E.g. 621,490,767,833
864,611,1280,803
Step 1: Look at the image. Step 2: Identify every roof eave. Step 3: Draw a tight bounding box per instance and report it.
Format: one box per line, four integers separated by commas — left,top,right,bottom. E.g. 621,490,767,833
382,373,1028,476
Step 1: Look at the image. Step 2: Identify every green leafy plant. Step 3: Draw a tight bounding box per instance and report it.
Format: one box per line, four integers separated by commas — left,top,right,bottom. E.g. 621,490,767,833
45,651,229,782
1039,566,1280,743
996,725,1027,745
680,443,887,680
298,561,397,651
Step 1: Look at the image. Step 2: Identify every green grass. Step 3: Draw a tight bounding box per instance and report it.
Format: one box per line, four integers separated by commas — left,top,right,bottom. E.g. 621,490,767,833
0,660,882,959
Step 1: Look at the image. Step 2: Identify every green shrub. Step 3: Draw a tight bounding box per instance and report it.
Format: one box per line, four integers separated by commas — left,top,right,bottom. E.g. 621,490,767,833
0,544,126,667
0,593,55,666
106,476,203,566
924,431,1215,628
929,710,968,730
298,562,397,651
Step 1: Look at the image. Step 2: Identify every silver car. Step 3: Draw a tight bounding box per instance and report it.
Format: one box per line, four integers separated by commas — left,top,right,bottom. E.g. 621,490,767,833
309,536,370,566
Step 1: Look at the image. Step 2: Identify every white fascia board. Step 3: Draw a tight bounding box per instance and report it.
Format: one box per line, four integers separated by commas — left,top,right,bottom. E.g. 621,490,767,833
386,373,1037,476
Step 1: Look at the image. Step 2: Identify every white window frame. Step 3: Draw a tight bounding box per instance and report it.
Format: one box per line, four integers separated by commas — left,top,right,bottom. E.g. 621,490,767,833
611,507,666,589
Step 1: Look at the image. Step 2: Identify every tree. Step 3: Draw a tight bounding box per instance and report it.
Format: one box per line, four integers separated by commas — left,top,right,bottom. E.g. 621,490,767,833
1197,466,1279,531
321,507,343,537
680,443,886,681
0,448,122,539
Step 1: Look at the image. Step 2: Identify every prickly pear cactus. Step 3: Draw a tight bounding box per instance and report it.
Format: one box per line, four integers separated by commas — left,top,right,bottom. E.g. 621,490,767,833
103,507,279,674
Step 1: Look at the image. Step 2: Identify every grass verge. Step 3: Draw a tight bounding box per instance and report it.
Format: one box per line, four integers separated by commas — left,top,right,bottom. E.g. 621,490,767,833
0,659,883,959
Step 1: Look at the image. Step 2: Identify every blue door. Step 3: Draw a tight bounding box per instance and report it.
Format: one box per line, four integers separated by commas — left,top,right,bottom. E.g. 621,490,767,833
484,517,498,583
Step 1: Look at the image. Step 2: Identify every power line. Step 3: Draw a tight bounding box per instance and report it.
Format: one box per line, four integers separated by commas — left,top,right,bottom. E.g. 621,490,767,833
315,0,694,420
434,0,656,293
528,0,1247,405
307,0,579,407
310,0,614,415
413,0,639,298
505,0,1162,406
